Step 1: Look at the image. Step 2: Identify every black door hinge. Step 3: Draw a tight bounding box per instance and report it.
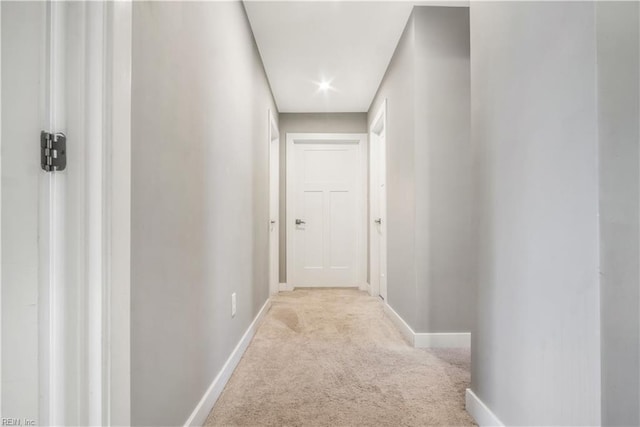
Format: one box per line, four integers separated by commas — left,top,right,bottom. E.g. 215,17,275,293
41,131,66,172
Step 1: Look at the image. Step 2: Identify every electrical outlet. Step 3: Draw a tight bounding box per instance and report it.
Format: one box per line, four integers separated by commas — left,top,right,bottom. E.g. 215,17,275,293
231,293,237,317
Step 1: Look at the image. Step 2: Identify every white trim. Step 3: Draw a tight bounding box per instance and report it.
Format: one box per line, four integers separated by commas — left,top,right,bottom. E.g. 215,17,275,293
286,133,368,288
183,298,272,427
465,389,505,427
84,3,132,423
383,302,470,348
41,3,67,423
369,99,387,299
85,3,106,424
268,109,280,296
268,108,279,141
370,98,387,136
382,302,415,346
105,2,132,425
279,282,293,292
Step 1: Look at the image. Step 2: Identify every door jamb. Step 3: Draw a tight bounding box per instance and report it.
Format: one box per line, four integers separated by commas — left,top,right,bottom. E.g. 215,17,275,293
369,100,387,298
41,3,65,422
285,132,368,289
69,2,132,425
268,109,280,296
104,2,132,425
76,3,132,424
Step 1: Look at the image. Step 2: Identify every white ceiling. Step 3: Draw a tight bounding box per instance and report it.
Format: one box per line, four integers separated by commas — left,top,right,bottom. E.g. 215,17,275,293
245,1,466,113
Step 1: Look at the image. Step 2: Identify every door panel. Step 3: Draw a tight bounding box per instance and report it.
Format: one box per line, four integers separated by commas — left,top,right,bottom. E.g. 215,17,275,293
1,2,47,422
370,107,387,300
329,190,353,269
304,149,353,183
300,190,323,269
378,130,387,300
269,129,279,294
290,137,364,287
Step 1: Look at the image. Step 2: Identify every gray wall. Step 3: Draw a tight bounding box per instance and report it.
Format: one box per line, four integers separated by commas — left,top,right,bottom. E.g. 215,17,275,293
131,2,277,425
413,7,473,333
470,2,602,424
596,2,640,425
368,14,417,327
278,113,367,282
368,6,473,333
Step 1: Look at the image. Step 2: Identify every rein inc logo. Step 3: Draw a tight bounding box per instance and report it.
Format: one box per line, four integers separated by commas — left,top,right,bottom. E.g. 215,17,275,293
2,419,35,426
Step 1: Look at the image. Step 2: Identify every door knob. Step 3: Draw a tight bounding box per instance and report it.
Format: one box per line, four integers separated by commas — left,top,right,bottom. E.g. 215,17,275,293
374,218,382,224
270,220,276,224
295,219,306,225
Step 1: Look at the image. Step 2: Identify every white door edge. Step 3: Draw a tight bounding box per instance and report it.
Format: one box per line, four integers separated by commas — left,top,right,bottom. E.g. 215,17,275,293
41,3,67,423
369,100,387,299
268,109,280,296
286,132,368,288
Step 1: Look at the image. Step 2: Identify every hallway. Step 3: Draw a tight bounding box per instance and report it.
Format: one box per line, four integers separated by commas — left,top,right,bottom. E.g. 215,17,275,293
205,289,474,426
2,1,639,426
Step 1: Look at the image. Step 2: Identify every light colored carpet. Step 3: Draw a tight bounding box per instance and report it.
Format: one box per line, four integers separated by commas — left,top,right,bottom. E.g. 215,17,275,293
205,288,475,426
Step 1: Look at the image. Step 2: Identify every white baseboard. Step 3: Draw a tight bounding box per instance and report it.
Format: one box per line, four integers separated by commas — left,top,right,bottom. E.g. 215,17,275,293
278,282,293,292
183,298,272,427
382,302,415,346
465,388,504,427
359,282,371,292
382,302,470,348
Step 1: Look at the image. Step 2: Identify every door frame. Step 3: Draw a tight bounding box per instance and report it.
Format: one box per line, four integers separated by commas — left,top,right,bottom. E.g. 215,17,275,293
71,3,133,424
67,4,133,424
59,3,133,424
57,2,133,425
104,3,132,424
268,109,280,295
369,100,387,299
0,2,132,424
285,132,368,289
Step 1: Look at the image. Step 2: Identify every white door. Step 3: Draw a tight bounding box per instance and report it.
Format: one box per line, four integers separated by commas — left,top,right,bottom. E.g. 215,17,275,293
370,101,387,300
376,131,388,300
268,111,279,294
1,2,48,422
2,3,72,423
287,133,366,287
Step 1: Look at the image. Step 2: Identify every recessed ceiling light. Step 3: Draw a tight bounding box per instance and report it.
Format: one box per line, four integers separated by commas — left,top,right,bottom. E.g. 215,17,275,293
318,80,332,92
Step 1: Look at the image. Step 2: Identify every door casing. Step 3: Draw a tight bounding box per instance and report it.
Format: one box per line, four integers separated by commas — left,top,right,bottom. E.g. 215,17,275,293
268,110,280,295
